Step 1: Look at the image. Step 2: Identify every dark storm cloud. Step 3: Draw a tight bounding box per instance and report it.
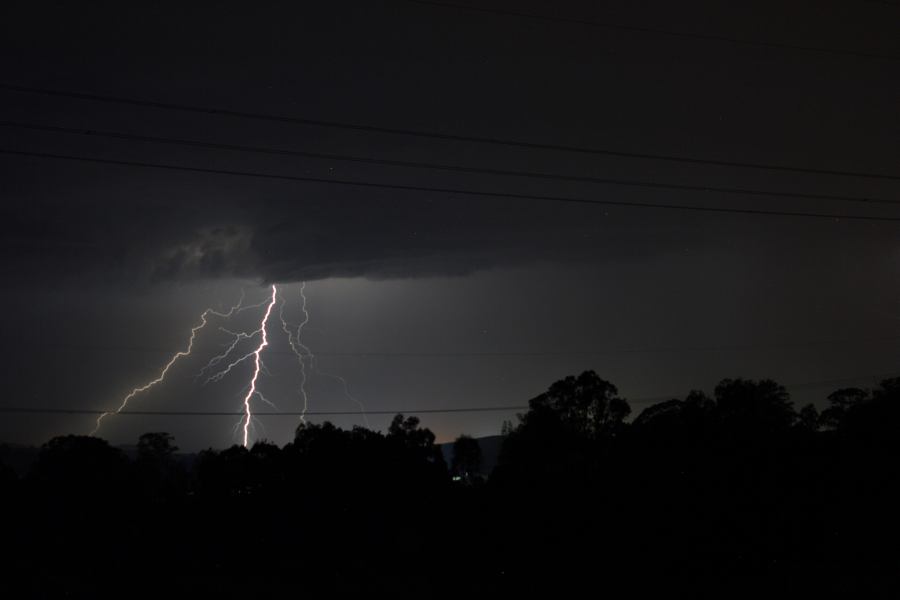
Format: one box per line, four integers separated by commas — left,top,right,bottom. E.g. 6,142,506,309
0,174,714,286
1,0,893,288
0,192,248,286
244,187,715,282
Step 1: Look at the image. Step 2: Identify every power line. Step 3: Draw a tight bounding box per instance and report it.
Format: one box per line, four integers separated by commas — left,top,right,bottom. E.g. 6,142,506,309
17,335,900,357
1,83,896,182
1,372,895,417
403,0,900,61
862,0,900,7
0,406,527,416
3,120,895,207
3,148,900,222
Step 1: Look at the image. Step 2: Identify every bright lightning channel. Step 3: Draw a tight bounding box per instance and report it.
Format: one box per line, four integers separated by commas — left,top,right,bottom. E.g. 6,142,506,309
240,284,278,447
92,282,366,446
90,291,248,436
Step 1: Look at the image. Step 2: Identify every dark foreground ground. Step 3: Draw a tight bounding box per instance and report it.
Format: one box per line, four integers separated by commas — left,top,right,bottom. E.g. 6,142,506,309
2,373,898,597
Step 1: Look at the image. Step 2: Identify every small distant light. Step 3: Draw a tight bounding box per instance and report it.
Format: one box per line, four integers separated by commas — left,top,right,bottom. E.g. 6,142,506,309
452,476,462,481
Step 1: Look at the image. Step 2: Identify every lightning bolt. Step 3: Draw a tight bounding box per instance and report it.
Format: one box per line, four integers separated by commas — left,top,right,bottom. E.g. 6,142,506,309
92,281,366,447
240,284,278,447
200,329,262,384
196,327,259,381
90,291,247,436
200,300,278,385
279,281,370,428
200,286,279,446
195,295,273,381
310,356,371,429
279,283,311,422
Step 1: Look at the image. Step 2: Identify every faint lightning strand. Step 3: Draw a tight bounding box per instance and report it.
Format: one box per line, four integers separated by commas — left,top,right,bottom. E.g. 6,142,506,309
279,290,310,422
256,391,277,410
295,282,315,421
196,327,260,381
91,291,246,436
196,293,273,381
241,284,278,447
258,358,273,377
204,351,258,384
292,282,370,428
310,356,371,429
234,297,272,315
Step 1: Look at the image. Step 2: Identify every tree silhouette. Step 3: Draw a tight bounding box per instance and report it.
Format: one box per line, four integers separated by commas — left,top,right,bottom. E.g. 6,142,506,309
386,414,447,484
388,414,435,450
451,434,482,481
795,403,821,432
820,387,869,430
137,432,178,461
713,378,795,436
6,371,898,595
0,444,16,490
528,370,631,437
135,432,183,499
497,370,631,487
840,378,900,443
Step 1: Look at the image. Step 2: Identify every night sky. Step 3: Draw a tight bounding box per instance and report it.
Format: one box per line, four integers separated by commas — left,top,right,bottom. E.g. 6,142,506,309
1,0,898,450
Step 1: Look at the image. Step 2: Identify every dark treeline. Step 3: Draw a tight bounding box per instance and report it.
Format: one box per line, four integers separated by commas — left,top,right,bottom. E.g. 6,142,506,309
1,371,898,596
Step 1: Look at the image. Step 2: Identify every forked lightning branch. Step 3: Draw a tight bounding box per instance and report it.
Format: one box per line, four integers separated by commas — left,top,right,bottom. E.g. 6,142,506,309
91,283,366,446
